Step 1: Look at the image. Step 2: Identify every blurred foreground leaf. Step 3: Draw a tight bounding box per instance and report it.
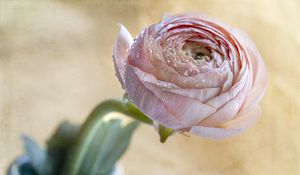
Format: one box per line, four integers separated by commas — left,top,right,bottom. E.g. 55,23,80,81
10,98,173,175
22,135,47,175
7,156,38,175
20,121,80,175
64,117,138,175
46,121,80,175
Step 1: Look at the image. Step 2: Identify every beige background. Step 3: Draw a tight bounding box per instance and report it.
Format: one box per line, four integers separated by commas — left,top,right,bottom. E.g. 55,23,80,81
1,0,300,174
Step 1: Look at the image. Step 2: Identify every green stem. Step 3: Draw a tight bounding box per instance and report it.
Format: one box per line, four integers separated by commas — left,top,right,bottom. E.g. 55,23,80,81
88,99,153,125
63,99,152,175
63,99,175,175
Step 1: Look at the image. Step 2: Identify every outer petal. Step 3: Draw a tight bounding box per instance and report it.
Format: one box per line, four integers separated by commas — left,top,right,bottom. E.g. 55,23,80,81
243,49,268,109
161,13,232,32
191,106,261,139
168,87,220,103
220,106,261,129
129,66,217,129
124,65,183,129
199,29,267,128
191,126,244,140
145,82,216,128
200,72,252,127
130,65,221,102
206,66,248,109
113,24,133,88
230,28,268,109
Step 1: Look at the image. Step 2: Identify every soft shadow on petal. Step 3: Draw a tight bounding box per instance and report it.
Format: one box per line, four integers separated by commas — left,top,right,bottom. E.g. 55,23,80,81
190,126,245,140
220,106,261,129
230,28,268,109
113,24,133,87
125,65,184,129
200,72,252,127
142,79,217,128
168,87,220,103
244,49,268,109
159,13,232,31
191,106,260,139
206,67,248,109
132,66,221,102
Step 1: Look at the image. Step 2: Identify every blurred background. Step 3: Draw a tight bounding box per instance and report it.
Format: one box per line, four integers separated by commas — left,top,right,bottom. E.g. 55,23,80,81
0,0,299,174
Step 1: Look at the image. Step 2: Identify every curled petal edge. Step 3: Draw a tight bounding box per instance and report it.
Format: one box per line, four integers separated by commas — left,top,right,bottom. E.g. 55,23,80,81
113,24,133,88
191,106,261,139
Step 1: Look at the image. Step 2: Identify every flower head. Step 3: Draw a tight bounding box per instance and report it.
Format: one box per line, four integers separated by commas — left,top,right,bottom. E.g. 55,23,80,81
113,13,267,139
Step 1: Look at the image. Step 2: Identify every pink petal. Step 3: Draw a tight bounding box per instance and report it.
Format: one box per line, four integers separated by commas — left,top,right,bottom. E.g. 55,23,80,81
124,65,184,129
131,66,217,129
168,87,220,103
190,67,229,88
160,13,232,31
191,106,260,139
200,71,252,126
129,24,228,89
132,66,221,102
113,24,133,88
127,27,156,74
230,28,268,109
220,106,261,129
144,83,216,128
190,126,244,140
244,52,267,109
206,66,248,109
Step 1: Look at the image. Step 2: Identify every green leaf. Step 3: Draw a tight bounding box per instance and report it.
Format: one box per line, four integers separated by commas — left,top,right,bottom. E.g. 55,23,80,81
21,135,47,175
45,121,80,175
20,121,80,175
89,120,138,175
7,156,38,175
47,121,80,150
158,124,175,143
124,99,153,124
17,98,173,175
63,115,138,175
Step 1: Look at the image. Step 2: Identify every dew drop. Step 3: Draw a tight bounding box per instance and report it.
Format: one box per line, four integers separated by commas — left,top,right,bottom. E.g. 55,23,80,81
183,70,189,76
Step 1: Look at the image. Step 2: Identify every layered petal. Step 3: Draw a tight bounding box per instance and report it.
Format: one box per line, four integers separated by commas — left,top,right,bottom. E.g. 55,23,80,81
113,24,133,87
230,28,268,108
191,106,261,139
114,13,267,140
200,71,252,126
125,65,183,128
129,66,217,129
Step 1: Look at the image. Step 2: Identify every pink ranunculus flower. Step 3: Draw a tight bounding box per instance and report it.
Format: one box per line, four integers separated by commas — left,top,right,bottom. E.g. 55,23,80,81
113,13,267,139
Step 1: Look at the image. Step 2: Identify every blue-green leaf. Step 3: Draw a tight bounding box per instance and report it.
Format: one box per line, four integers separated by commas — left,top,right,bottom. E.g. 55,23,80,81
21,135,47,175
64,116,138,175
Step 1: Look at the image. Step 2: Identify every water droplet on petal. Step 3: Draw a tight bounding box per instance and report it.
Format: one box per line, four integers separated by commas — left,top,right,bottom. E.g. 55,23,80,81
183,70,189,76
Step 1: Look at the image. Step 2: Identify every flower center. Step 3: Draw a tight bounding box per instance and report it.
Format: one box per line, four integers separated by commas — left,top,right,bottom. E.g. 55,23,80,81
182,43,212,62
194,52,211,61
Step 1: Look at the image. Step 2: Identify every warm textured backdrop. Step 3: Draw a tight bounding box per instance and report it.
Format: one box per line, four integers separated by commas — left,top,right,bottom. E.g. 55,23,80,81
0,0,299,174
